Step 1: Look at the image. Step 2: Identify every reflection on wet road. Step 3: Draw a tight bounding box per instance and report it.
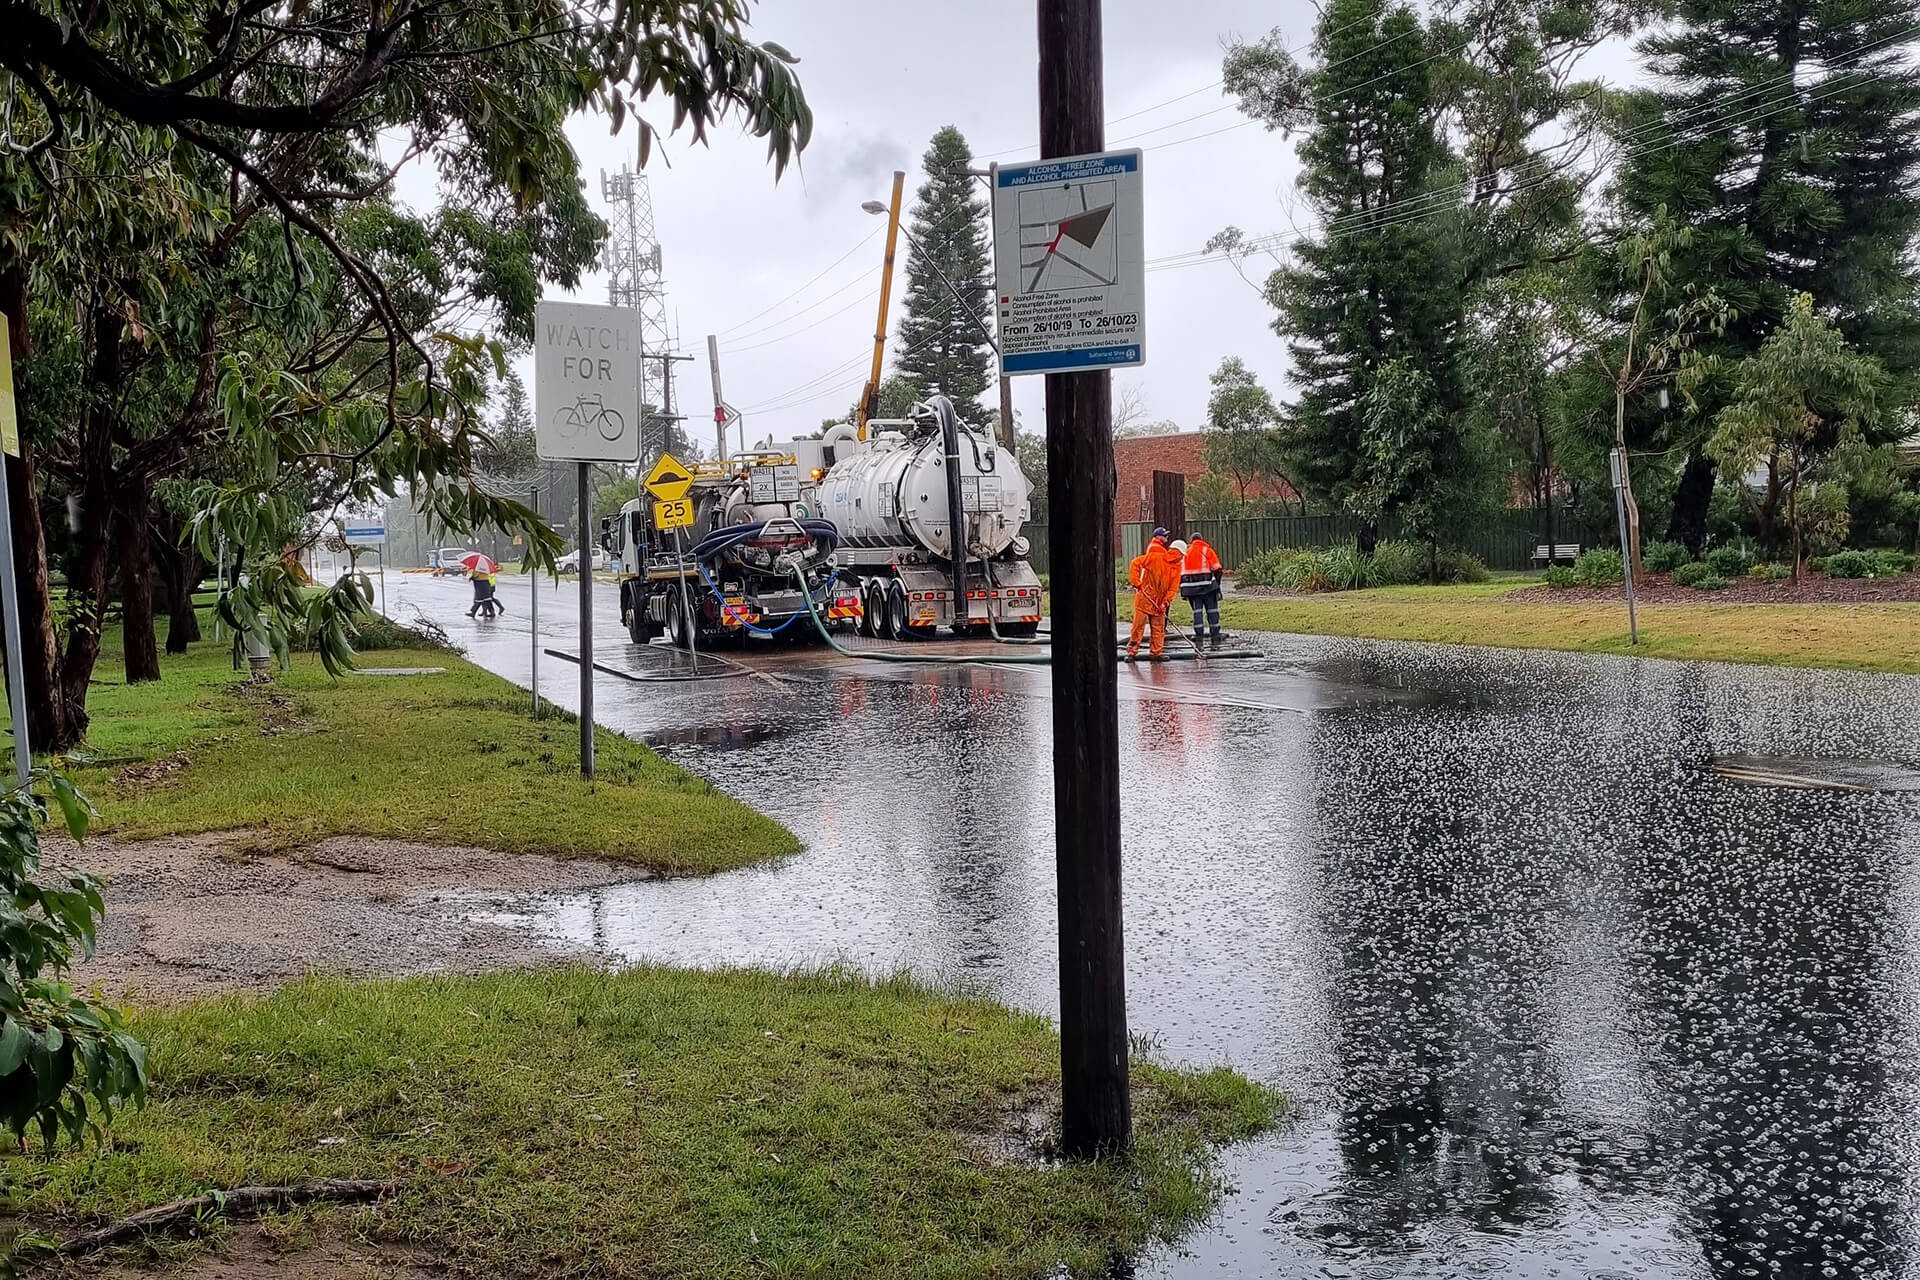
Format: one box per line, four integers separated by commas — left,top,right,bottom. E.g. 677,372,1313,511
389,573,1920,1279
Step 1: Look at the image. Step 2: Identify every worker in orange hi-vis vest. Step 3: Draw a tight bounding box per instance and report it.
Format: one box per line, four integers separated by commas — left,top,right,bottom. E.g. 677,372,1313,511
1177,535,1226,647
1125,528,1182,661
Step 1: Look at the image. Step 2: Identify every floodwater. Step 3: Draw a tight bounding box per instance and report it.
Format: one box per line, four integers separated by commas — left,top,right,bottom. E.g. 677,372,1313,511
387,573,1920,1279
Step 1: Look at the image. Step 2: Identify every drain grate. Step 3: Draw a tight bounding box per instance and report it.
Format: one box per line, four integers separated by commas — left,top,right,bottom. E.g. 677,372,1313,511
1707,754,1920,792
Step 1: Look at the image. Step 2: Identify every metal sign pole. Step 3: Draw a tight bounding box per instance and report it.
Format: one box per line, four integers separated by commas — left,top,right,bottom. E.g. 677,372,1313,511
530,486,541,719
577,462,594,778
0,453,31,789
674,525,699,670
1610,448,1639,646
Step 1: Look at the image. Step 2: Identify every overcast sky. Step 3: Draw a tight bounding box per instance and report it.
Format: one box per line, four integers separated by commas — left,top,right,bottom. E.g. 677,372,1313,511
463,1,1643,452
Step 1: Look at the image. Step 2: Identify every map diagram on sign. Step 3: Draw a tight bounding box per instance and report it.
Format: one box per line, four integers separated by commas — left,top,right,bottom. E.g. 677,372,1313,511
1016,180,1118,294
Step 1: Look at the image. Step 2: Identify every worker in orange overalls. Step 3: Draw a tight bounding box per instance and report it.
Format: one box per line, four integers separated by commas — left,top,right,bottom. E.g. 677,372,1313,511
1176,534,1226,648
1125,528,1182,661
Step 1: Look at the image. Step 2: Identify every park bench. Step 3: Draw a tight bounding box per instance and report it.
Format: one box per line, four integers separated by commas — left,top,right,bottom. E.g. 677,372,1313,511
1531,543,1582,565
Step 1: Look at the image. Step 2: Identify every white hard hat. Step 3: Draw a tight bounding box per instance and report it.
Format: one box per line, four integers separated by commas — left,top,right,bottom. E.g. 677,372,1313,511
1170,539,1189,555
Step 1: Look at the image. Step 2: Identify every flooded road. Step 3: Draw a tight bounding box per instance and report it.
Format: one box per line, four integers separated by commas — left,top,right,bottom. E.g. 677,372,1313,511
388,573,1920,1279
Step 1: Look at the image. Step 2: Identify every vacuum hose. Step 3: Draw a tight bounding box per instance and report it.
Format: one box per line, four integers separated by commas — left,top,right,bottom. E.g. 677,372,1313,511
931,395,970,625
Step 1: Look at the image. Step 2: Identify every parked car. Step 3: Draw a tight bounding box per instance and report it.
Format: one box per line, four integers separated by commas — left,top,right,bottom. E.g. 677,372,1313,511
555,547,609,574
427,546,471,575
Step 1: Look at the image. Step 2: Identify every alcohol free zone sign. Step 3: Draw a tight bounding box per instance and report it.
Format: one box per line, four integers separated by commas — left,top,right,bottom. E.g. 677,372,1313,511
991,149,1144,376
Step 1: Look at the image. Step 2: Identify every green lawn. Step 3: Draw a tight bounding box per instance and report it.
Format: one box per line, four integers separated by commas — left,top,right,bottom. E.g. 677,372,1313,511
9,968,1283,1278
1149,579,1920,674
57,625,798,875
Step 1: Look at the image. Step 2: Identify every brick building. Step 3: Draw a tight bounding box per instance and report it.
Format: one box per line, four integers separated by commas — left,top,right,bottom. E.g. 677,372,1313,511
1111,432,1297,535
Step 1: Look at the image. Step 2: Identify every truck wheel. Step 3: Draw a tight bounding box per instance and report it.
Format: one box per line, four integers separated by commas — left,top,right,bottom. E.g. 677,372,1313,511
886,581,912,641
858,582,881,638
666,591,691,649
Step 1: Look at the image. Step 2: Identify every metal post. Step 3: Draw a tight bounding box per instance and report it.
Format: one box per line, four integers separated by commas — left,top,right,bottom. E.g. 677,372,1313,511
577,462,594,777
1610,447,1639,646
707,335,728,460
674,525,699,670
0,453,31,788
1039,0,1130,1159
530,486,541,718
214,537,227,641
377,553,387,617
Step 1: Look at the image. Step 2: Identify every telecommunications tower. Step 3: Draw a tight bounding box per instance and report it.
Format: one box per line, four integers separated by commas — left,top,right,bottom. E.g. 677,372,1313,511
599,165,676,460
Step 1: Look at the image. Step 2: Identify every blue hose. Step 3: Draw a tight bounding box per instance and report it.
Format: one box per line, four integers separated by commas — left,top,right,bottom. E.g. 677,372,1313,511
694,558,838,638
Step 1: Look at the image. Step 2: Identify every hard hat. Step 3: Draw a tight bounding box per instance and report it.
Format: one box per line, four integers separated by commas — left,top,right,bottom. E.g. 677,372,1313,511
1170,539,1189,555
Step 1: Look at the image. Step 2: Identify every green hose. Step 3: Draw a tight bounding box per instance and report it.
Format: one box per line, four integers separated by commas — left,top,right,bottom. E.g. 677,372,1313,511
794,563,1054,665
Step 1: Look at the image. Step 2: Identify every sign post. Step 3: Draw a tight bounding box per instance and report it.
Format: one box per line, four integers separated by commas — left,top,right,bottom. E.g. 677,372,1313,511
1609,448,1639,646
535,300,644,778
645,453,698,666
1023,0,1135,1159
529,487,541,719
0,316,29,789
343,520,386,617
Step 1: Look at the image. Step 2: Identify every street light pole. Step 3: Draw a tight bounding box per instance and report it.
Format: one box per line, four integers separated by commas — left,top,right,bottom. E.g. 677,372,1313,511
1038,0,1130,1159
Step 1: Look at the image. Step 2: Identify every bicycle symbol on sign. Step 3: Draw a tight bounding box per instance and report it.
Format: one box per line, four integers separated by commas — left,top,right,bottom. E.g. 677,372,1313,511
552,393,626,444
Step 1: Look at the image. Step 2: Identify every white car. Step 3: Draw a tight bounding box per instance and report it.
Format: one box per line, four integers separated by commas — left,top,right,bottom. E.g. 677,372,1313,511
555,547,609,574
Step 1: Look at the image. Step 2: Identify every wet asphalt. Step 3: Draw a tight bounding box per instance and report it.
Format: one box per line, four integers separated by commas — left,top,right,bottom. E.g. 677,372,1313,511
387,572,1920,1280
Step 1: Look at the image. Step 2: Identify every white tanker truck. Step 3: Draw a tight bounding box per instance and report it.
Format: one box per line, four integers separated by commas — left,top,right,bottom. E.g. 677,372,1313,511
805,396,1045,639
604,452,859,648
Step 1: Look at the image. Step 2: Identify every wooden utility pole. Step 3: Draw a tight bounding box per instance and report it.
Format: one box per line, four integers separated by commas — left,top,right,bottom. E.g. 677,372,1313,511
1038,0,1130,1159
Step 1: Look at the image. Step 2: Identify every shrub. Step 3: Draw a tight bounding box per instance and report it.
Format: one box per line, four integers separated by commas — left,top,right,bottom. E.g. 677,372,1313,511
1279,551,1335,592
1236,546,1300,588
1544,565,1578,589
1872,549,1914,576
1690,573,1732,591
1748,561,1791,581
1573,548,1624,587
1809,555,1830,573
1823,549,1877,579
1643,540,1693,573
1321,544,1377,591
1368,540,1425,587
1704,544,1754,577
1434,549,1491,584
0,772,147,1147
1673,561,1714,587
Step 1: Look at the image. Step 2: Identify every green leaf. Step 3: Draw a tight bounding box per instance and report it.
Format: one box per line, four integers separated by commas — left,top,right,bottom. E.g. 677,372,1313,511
0,1018,29,1076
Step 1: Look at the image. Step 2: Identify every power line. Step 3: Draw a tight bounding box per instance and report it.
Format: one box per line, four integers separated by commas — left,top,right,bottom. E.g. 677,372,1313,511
712,226,882,336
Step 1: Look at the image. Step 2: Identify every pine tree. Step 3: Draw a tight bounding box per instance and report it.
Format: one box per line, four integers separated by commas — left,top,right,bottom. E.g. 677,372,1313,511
1255,0,1467,547
481,371,539,479
896,126,994,430
1616,0,1920,546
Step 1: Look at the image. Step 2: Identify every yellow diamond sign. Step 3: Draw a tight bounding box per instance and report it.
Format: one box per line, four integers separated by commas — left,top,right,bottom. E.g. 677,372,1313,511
644,452,693,502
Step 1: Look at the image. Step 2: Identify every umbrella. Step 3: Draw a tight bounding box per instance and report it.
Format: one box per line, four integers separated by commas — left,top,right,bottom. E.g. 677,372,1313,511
459,552,499,575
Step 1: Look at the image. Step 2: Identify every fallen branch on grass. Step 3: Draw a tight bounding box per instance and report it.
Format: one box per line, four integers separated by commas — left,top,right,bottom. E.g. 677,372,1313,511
58,1178,400,1256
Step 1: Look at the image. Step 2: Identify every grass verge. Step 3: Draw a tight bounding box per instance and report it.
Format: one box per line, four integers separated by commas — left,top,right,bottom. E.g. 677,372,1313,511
64,627,798,874
8,967,1282,1278
1121,580,1920,674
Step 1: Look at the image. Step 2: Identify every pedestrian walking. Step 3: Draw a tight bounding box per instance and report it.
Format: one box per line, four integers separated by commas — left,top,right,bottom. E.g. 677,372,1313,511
1176,535,1226,647
1125,528,1182,661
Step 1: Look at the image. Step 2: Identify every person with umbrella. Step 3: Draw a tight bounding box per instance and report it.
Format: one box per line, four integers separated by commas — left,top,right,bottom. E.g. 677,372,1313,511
461,553,503,619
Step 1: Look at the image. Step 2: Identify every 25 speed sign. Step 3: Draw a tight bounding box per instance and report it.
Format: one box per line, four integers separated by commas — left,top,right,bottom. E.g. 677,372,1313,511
653,497,695,530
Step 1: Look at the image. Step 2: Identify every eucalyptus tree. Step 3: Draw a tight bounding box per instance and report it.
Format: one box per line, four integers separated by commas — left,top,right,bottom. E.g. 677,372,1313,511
1,0,812,747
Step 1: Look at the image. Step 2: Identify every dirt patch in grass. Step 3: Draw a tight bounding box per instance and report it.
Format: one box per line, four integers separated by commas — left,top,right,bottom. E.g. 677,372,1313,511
65,832,646,1002
1509,572,1920,605
66,1226,443,1280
